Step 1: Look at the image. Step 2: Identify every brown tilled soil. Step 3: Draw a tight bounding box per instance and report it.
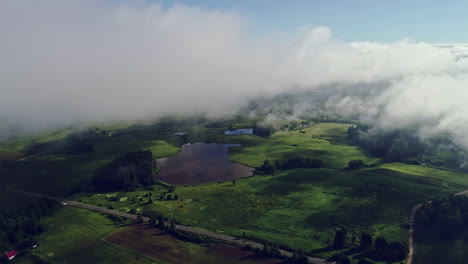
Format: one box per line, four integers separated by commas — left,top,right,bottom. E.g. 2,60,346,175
106,224,286,264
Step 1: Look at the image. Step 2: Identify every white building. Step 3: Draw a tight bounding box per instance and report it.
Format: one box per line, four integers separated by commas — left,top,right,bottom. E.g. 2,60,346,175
224,128,253,135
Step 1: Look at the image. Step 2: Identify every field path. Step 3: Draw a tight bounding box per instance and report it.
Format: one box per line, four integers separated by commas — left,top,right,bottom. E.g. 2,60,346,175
0,187,331,264
406,189,468,264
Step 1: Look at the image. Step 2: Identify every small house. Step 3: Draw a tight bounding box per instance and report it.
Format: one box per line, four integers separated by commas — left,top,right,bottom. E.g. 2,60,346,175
5,250,17,261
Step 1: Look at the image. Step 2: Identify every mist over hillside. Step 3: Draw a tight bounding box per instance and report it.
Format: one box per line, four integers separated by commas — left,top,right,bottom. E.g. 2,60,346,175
2,0,468,154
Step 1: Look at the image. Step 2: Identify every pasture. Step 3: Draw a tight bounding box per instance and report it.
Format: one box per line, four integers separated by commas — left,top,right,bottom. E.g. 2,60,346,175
3,120,468,263
229,124,378,168
75,166,465,258
106,224,285,264
32,207,157,264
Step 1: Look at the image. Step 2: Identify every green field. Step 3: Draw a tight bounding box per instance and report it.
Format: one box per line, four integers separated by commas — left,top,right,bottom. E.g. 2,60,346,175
106,224,283,264
227,123,378,169
75,166,466,258
30,206,157,264
3,121,468,263
380,162,468,186
13,206,285,264
0,125,182,196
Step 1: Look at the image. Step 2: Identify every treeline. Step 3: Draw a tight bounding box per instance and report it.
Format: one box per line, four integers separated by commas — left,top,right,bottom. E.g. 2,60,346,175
252,125,275,138
348,125,466,169
416,195,468,239
258,158,325,174
143,212,207,244
332,229,407,264
0,198,62,252
93,151,156,192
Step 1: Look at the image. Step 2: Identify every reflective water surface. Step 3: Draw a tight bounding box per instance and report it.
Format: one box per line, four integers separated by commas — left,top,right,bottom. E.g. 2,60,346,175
156,143,253,185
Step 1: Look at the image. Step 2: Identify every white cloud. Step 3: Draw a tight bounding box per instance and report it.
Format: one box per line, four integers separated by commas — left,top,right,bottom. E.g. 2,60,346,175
2,0,468,149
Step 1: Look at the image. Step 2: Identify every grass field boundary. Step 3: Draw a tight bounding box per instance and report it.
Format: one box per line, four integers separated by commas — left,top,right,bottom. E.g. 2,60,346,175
0,187,330,264
100,235,163,264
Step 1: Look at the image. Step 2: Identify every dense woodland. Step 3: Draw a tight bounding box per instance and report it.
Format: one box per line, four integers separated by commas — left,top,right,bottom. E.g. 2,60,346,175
0,199,61,255
416,195,468,239
348,125,466,170
332,230,407,264
93,151,156,192
258,158,326,174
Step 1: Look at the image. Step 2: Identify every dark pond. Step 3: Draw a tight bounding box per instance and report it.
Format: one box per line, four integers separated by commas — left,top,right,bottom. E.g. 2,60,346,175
156,143,253,185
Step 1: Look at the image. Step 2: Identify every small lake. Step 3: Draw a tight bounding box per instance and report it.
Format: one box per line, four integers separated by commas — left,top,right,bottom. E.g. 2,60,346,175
156,143,253,185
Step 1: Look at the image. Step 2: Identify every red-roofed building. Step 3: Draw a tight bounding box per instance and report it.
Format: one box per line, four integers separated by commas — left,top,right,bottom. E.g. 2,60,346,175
5,250,17,261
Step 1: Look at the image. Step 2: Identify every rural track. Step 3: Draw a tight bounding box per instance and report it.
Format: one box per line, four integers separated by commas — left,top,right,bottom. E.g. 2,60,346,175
406,189,468,264
1,187,330,264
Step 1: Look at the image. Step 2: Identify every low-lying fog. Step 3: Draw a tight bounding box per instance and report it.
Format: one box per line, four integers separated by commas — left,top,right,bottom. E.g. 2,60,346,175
2,0,468,151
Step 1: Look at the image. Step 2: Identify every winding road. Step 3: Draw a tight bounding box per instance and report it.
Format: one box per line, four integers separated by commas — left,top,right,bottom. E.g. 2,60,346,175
0,187,329,264
406,189,468,264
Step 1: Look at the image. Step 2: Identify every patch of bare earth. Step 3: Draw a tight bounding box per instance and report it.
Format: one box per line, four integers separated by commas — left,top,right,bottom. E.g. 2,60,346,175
105,224,286,264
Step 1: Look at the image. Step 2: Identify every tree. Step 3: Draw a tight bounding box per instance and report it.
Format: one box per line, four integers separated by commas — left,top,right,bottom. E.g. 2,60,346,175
360,232,373,249
259,160,275,174
262,241,271,254
147,197,153,204
334,229,347,249
136,213,143,223
92,151,156,192
348,159,365,169
169,222,176,233
386,241,407,262
338,256,351,264
374,237,387,249
157,215,165,229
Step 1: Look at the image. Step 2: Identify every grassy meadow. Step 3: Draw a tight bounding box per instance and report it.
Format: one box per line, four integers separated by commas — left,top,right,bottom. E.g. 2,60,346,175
2,120,468,263
74,166,465,258
228,127,378,168
29,206,158,264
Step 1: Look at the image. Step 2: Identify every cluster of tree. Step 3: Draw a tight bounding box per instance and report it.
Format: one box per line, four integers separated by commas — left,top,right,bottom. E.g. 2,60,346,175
416,195,468,238
261,241,281,258
253,125,275,138
146,213,206,244
65,128,111,143
106,214,130,225
159,193,178,200
93,151,156,192
0,198,61,252
244,240,309,264
61,142,95,155
285,120,311,132
258,158,326,174
348,160,366,170
289,249,310,264
348,125,466,169
332,230,407,263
